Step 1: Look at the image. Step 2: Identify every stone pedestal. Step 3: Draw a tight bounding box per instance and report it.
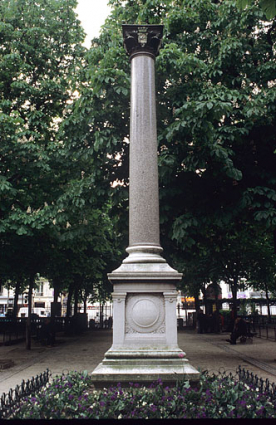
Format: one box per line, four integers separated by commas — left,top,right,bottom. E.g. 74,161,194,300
91,25,199,387
91,281,199,386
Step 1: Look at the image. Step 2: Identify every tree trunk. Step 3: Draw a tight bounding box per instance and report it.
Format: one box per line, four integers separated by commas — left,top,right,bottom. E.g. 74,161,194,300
66,284,73,318
194,294,200,312
83,293,87,315
100,302,104,329
230,278,238,320
53,279,60,304
265,283,271,323
13,280,21,318
26,275,35,350
201,285,207,313
74,287,79,316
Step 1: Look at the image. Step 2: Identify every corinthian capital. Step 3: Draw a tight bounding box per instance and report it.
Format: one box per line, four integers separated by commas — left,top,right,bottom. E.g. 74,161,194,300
122,24,163,59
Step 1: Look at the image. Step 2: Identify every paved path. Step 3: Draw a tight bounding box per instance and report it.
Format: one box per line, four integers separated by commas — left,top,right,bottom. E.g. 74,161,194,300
1,329,276,395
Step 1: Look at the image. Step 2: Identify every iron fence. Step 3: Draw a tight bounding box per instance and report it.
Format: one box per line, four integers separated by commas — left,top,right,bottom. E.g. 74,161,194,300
1,366,276,419
0,369,51,419
237,366,276,399
204,366,276,401
0,318,26,345
254,324,276,342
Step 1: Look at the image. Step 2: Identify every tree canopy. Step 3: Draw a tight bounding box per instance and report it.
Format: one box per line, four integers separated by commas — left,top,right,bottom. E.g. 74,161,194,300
83,0,276,310
0,0,122,315
1,0,276,319
237,0,276,19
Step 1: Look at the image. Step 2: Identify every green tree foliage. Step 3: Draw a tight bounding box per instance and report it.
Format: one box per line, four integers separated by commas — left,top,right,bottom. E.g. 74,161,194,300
0,0,85,236
2,0,276,324
0,0,121,329
85,0,276,309
237,0,276,19
0,0,85,269
157,0,276,307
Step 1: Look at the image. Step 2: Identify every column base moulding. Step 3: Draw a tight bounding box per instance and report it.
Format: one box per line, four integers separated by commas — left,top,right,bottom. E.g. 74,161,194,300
90,352,200,388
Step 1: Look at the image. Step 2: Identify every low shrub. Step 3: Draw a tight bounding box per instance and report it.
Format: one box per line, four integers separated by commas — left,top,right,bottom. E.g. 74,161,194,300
9,370,276,419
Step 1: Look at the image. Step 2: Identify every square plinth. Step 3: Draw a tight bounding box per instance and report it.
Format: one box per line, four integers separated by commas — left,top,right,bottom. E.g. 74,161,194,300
91,278,200,388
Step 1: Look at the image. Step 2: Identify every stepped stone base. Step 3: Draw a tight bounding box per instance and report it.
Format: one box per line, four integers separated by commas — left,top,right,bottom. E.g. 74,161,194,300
91,347,200,388
90,272,200,389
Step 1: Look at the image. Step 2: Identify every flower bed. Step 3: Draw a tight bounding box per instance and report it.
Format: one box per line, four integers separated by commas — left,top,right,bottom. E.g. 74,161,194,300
9,370,276,419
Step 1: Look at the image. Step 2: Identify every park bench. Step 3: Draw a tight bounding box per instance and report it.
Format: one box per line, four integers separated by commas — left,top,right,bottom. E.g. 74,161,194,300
239,322,257,344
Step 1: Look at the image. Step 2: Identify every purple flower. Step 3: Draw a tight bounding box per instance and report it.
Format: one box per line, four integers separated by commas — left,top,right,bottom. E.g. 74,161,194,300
151,404,157,412
134,383,140,388
68,394,74,400
256,407,265,416
100,401,105,407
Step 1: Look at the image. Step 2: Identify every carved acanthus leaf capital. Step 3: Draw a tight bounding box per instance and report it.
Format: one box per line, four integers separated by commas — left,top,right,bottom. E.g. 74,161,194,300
122,24,163,59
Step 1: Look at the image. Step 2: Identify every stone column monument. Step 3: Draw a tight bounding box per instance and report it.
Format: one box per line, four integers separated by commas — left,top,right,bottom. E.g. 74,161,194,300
91,24,199,387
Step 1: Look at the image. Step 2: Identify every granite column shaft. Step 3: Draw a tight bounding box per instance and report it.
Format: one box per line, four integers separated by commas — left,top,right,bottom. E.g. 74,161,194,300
129,53,160,250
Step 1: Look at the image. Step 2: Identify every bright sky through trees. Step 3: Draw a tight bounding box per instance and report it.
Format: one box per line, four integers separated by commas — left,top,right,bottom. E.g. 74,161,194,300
75,0,110,46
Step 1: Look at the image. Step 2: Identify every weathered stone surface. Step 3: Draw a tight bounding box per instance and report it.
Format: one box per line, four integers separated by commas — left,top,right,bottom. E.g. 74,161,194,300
128,53,161,263
91,357,200,388
123,24,163,59
91,24,200,387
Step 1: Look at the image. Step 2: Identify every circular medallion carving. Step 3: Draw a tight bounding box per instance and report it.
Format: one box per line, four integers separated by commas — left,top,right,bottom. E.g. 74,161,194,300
126,294,165,333
132,299,158,328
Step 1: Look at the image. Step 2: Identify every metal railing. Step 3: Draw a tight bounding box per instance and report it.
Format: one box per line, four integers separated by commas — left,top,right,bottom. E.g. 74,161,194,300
204,366,276,401
1,366,275,419
0,318,26,345
237,366,276,399
0,369,51,419
253,324,276,342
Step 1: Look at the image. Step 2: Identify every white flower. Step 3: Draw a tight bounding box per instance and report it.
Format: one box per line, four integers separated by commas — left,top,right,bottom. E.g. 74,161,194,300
142,401,147,406
118,414,123,419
